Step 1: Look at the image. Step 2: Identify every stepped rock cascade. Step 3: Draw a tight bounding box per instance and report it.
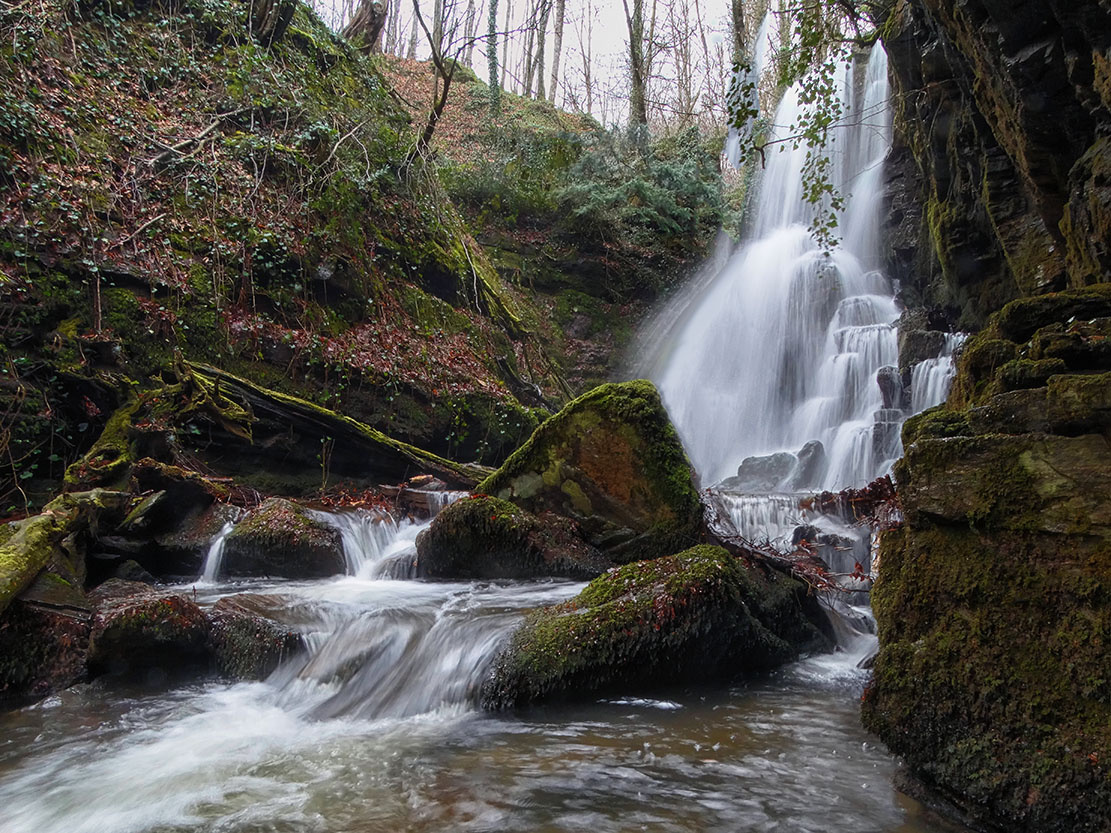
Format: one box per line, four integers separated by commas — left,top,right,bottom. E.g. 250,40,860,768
656,47,900,498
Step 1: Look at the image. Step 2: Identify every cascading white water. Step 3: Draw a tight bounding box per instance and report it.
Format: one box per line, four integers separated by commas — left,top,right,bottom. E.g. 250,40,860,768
910,333,968,413
655,47,898,496
198,521,235,585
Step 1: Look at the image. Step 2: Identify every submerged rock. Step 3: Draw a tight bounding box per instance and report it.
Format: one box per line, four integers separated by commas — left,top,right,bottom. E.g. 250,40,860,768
222,498,345,578
206,594,304,680
88,580,210,676
415,495,609,580
481,545,827,709
477,380,703,562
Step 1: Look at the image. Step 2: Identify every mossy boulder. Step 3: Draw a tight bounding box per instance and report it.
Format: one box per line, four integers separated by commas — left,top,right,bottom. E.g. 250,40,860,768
88,580,210,675
869,284,1111,831
205,594,305,680
864,526,1111,833
481,545,827,709
896,433,1111,536
477,380,703,562
415,495,608,580
222,498,345,579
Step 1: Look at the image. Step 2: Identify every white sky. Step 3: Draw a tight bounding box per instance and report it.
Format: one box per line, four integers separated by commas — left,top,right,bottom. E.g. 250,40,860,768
313,0,740,126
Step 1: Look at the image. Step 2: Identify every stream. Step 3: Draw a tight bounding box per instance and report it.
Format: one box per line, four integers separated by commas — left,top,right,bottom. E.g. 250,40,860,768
0,515,956,833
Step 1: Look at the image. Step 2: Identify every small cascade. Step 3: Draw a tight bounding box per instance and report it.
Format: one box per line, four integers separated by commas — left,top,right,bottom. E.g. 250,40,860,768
911,333,968,412
197,521,235,584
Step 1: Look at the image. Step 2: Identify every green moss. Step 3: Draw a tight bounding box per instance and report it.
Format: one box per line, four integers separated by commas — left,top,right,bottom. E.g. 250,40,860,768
482,545,823,708
63,395,140,490
902,405,971,445
416,494,605,579
865,526,1111,832
478,380,701,559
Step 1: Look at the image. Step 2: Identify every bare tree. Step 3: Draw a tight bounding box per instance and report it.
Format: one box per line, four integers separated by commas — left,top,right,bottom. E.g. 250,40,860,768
343,0,390,53
406,0,486,163
547,0,565,104
250,0,297,46
622,0,649,124
407,10,420,57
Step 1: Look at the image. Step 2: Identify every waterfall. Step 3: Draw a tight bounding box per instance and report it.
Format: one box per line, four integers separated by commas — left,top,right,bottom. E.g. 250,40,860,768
653,47,898,494
198,521,235,585
910,333,967,412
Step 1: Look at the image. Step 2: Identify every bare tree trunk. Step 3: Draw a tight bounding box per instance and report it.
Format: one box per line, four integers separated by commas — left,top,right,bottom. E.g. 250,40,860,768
433,0,444,54
547,0,565,104
249,0,297,47
533,0,550,99
386,0,401,53
622,0,648,124
730,0,746,62
572,0,594,114
343,0,390,53
463,0,477,66
488,0,501,113
408,10,419,57
521,3,536,97
500,0,512,89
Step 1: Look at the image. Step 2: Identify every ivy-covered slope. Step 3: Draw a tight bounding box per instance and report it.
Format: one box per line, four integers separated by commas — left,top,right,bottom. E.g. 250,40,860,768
0,0,571,508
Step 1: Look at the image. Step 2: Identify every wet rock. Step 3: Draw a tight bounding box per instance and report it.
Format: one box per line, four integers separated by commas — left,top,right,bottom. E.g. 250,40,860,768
788,441,827,491
415,495,609,580
0,599,91,707
88,580,210,676
897,328,947,373
205,594,304,680
876,366,905,410
722,452,796,492
868,283,1111,832
222,498,344,579
149,502,243,577
478,381,703,562
481,545,828,709
112,560,157,584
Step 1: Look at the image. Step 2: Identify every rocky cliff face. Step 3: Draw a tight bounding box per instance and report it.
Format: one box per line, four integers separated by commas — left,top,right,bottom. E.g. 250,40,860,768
884,0,1111,327
872,2,1111,829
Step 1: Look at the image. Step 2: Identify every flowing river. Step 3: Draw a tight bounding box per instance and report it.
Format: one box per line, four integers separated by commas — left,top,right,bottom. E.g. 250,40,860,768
0,514,956,833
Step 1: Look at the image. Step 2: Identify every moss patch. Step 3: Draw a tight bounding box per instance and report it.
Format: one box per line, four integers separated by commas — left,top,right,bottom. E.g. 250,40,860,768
478,380,703,561
481,545,826,709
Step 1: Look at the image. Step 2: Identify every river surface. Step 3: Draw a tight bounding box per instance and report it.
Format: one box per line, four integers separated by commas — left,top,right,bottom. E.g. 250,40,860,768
0,517,959,833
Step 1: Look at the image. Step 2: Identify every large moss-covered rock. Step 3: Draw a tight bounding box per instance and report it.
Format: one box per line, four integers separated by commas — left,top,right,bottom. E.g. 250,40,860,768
477,380,703,562
88,580,210,675
415,495,609,580
865,284,1111,832
864,526,1111,833
481,545,827,709
222,498,345,579
205,594,304,680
